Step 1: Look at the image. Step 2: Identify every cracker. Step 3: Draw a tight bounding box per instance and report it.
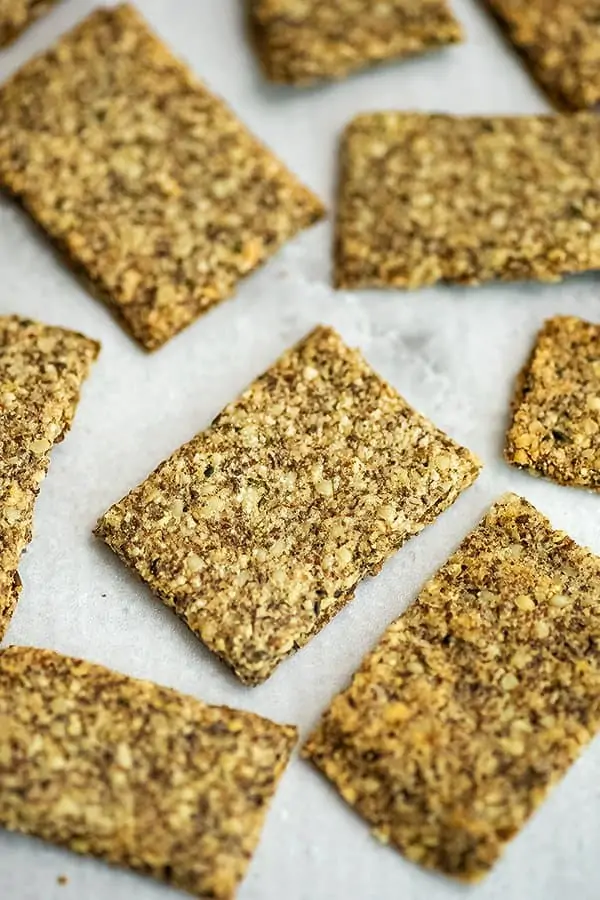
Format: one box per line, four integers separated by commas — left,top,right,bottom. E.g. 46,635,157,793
0,316,99,639
505,316,600,490
0,646,296,900
336,112,600,290
251,0,462,86
96,325,480,686
0,5,324,351
482,0,600,111
0,0,60,48
304,493,600,882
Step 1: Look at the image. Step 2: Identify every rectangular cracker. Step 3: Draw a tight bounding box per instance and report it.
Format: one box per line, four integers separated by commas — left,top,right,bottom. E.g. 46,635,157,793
0,5,324,351
0,646,297,900
0,0,60,48
482,0,600,110
0,316,99,639
336,112,600,290
304,494,600,882
96,325,480,686
506,316,600,490
251,0,462,85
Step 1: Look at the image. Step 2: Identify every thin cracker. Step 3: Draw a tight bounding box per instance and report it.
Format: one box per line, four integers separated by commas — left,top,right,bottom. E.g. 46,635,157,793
0,646,297,900
0,0,60,48
304,494,600,881
0,5,324,351
96,325,480,685
482,0,600,111
336,112,600,290
251,0,462,86
0,316,99,639
506,316,600,490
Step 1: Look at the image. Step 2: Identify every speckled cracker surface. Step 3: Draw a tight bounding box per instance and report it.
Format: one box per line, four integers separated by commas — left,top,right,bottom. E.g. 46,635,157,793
0,4,324,351
0,0,60,48
0,316,98,640
483,0,600,110
336,112,600,290
506,316,600,490
251,0,462,85
96,325,480,685
0,646,297,900
304,494,600,882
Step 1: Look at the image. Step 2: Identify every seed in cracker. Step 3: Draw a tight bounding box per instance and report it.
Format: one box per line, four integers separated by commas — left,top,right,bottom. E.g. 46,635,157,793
0,646,296,900
96,325,480,686
304,493,600,882
251,0,463,86
0,5,324,351
482,0,600,111
0,0,61,48
336,112,600,290
506,316,600,490
0,316,99,640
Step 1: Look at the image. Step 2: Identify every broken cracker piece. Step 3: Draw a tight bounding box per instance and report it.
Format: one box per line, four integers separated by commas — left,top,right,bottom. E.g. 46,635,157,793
96,325,480,686
0,5,324,351
0,316,99,639
336,112,600,290
0,646,296,900
506,316,600,490
251,0,463,86
482,0,600,110
304,493,600,882
0,0,61,48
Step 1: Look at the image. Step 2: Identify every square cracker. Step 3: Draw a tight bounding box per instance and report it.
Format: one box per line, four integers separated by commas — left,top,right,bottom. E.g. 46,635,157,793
0,1,61,48
0,646,297,900
336,112,600,290
0,5,324,351
304,494,600,882
96,325,480,686
482,0,600,111
251,0,462,86
0,316,99,640
506,316,600,490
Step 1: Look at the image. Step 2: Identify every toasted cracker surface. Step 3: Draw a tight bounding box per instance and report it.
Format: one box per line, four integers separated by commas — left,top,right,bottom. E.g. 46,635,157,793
0,4,324,350
252,0,462,85
0,646,296,900
483,0,600,110
0,0,60,48
506,316,600,490
304,494,600,881
336,112,600,290
0,316,98,640
96,325,480,685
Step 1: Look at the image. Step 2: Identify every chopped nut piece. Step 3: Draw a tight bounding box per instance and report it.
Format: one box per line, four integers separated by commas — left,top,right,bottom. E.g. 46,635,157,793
0,4,324,351
336,112,600,290
0,0,61,48
251,0,463,85
0,646,296,900
482,0,600,110
304,494,600,882
0,316,99,639
506,316,600,490
96,326,480,685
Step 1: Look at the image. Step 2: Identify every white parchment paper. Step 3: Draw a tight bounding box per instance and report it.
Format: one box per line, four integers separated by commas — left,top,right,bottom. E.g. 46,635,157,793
1,2,600,898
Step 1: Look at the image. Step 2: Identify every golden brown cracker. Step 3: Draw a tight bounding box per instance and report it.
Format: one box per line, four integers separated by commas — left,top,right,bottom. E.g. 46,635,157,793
0,0,60,48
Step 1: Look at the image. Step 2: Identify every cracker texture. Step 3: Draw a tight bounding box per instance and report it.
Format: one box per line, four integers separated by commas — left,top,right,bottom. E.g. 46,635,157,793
0,0,60,48
483,0,600,110
0,646,297,900
96,325,480,685
0,316,98,640
506,316,600,490
252,0,462,85
336,112,600,290
304,494,600,881
0,4,324,351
